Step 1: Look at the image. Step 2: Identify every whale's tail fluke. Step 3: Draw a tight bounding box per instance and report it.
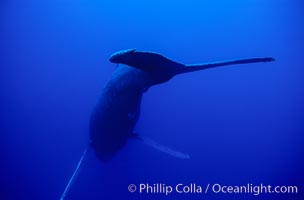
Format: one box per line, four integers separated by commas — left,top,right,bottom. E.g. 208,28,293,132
131,134,190,159
174,57,275,75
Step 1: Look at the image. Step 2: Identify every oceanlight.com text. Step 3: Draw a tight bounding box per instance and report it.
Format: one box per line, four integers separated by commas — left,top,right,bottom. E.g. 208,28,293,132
128,183,299,196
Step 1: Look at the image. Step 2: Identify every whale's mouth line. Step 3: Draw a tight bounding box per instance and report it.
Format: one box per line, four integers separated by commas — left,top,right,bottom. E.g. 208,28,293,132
109,48,136,63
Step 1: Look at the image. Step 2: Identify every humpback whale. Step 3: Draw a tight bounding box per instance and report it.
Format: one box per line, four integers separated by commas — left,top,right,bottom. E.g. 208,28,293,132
60,49,274,199
90,49,274,161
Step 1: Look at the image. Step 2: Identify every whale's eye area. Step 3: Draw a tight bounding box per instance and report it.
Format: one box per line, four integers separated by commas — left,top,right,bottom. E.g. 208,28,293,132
109,49,136,63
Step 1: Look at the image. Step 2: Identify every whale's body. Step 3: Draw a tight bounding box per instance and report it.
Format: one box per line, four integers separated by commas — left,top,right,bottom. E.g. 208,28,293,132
89,49,275,161
90,64,155,161
60,49,274,199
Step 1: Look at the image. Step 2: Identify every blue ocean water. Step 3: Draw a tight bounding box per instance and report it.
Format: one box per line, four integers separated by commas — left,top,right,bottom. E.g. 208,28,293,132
1,0,303,199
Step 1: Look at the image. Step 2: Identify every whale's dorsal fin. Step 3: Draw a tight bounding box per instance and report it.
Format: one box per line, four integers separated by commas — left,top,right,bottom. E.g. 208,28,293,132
130,132,190,159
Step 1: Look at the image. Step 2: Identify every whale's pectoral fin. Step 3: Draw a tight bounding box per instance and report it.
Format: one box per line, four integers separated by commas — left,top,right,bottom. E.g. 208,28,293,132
175,57,275,75
130,132,190,159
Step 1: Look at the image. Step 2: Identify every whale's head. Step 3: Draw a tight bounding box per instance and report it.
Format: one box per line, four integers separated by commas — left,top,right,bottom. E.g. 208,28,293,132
109,49,186,84
109,49,185,73
109,49,136,64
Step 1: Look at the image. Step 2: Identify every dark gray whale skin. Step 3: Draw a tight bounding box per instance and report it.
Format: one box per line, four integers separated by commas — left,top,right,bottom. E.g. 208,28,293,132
89,64,159,161
90,49,274,161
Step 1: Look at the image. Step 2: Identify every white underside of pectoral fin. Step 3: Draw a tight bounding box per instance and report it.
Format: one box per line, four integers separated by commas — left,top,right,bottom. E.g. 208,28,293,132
134,135,190,159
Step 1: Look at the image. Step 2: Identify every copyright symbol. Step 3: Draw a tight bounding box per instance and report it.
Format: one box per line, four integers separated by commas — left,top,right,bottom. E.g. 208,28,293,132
128,184,136,193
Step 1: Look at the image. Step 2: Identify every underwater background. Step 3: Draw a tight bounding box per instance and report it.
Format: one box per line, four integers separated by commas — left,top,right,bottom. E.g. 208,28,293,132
1,0,303,199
